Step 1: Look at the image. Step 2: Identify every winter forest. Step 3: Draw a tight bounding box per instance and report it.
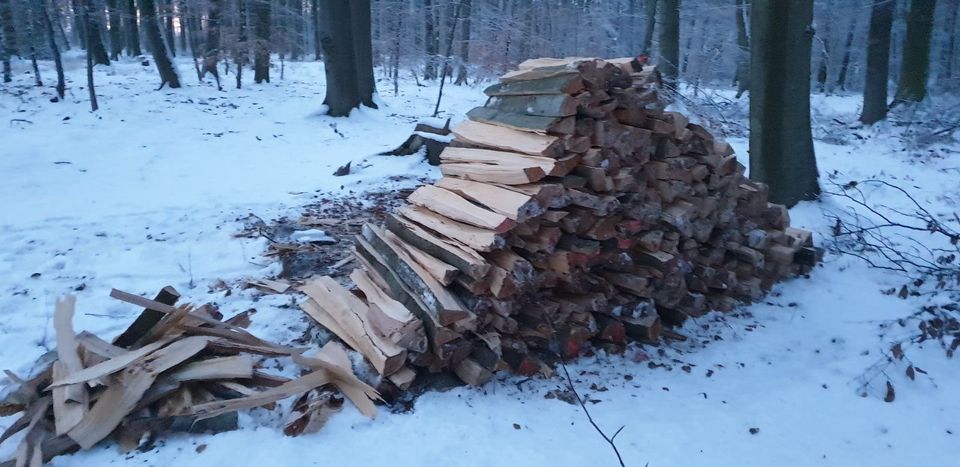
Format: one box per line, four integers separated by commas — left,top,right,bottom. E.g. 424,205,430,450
1,0,960,466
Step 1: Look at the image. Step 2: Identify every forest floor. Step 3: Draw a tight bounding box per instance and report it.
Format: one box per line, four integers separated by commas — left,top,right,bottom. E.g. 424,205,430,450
1,55,959,466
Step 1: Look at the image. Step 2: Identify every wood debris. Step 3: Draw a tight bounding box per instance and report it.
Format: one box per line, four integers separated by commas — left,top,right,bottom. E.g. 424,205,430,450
0,288,378,465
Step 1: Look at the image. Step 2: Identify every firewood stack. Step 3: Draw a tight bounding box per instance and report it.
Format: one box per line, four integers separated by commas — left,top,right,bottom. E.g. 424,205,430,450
301,57,817,388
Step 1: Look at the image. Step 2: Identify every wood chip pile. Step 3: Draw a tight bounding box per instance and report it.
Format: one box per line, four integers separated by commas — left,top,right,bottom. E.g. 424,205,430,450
0,289,381,465
301,57,818,387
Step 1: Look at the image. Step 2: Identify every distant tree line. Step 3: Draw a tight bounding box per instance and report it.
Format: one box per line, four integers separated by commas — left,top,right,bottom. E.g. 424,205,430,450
0,0,955,206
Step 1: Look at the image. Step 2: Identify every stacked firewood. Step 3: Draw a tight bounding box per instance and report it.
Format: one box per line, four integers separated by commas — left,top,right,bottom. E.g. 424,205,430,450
0,289,381,465
302,57,817,387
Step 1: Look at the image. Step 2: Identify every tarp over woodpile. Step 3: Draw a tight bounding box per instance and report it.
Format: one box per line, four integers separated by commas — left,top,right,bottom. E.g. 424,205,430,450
304,56,818,387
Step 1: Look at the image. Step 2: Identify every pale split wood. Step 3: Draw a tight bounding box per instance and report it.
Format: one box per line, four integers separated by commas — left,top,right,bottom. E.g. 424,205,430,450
51,296,88,435
350,268,426,352
439,147,558,174
66,336,211,449
46,338,172,389
166,355,255,382
245,278,291,294
75,331,124,358
407,185,515,233
384,213,490,280
440,162,546,185
363,224,474,327
452,120,564,157
291,342,381,418
192,368,333,421
398,205,505,252
385,230,460,285
435,177,544,222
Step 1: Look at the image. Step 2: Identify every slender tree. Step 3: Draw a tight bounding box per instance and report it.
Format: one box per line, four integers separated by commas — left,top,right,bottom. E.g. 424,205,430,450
861,0,895,124
125,0,141,56
312,0,321,60
81,0,99,111
234,0,248,89
0,0,16,83
424,0,438,80
658,0,680,90
835,20,856,91
749,0,819,207
734,0,749,98
454,0,471,85
252,0,270,83
140,0,181,88
39,0,65,98
891,0,936,105
83,2,111,65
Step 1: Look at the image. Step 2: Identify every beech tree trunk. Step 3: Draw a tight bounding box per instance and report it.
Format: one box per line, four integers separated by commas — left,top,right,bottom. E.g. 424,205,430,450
319,0,375,117
749,0,819,207
107,0,123,60
658,0,679,90
203,0,222,89
861,0,895,124
140,0,181,88
350,0,375,107
125,0,141,56
253,0,270,83
892,0,936,105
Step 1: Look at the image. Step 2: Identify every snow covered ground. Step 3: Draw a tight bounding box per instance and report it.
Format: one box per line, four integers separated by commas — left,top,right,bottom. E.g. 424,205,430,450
2,55,959,466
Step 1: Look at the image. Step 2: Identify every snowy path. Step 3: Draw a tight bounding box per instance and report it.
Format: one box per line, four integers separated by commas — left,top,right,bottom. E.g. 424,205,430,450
2,57,959,466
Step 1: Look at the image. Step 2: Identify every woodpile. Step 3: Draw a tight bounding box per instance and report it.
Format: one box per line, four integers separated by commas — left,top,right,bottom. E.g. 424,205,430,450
304,57,818,387
0,289,381,465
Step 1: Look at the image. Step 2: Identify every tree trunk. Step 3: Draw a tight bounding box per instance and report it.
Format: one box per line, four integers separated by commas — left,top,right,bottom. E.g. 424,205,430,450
106,0,123,60
81,0,99,111
734,0,749,98
424,0,437,80
22,0,42,86
253,0,270,83
814,0,830,93
125,0,141,56
861,0,895,124
235,0,248,89
349,0,375,106
84,3,111,65
161,0,176,57
312,0,321,60
203,0,222,89
940,0,958,81
658,0,679,90
835,20,856,91
641,0,656,55
71,0,86,48
0,0,17,82
454,0,471,85
749,0,819,207
892,0,936,105
319,0,359,116
39,0,65,98
140,0,181,88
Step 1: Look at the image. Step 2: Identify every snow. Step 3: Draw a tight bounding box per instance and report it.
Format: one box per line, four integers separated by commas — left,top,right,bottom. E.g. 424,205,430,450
3,54,960,466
